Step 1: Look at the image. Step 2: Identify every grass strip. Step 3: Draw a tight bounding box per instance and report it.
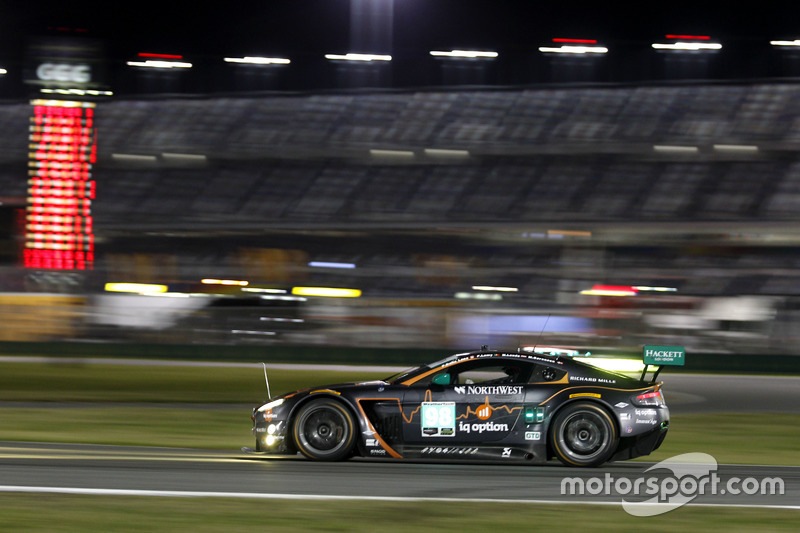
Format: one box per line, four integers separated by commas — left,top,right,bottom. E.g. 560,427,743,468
0,496,797,532
0,362,391,403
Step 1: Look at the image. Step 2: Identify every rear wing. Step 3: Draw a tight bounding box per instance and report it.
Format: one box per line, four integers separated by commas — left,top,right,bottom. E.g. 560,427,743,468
641,345,685,382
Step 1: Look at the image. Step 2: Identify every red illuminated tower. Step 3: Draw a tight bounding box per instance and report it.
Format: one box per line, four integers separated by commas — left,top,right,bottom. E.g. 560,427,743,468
24,99,97,270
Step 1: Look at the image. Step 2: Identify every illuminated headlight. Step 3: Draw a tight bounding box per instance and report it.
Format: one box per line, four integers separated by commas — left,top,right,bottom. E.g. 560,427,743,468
266,435,276,446
257,398,284,412
267,424,277,435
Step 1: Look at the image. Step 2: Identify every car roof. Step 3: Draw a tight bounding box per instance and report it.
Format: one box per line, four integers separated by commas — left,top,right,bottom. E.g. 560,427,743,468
430,350,561,369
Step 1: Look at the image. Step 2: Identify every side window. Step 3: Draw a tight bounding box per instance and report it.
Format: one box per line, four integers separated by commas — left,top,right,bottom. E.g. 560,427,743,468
410,369,451,387
454,361,531,385
409,359,534,387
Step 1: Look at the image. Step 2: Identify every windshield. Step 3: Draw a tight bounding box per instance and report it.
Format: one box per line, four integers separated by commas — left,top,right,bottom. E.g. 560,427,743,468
386,352,471,384
385,365,427,384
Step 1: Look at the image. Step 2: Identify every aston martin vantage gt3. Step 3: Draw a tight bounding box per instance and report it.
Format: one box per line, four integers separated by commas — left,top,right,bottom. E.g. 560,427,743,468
248,349,670,467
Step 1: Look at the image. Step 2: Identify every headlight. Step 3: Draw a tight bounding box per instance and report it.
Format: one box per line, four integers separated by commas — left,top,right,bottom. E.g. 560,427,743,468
257,398,285,412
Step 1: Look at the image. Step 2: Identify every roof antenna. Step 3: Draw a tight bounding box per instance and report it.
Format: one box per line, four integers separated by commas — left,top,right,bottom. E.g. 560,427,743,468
262,362,272,400
532,314,551,356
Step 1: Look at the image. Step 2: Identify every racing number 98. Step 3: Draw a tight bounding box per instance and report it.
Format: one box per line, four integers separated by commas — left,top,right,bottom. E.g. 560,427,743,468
423,403,454,429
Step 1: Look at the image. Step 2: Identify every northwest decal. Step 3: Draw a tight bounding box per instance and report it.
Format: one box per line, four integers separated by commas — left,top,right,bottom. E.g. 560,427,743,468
453,385,523,395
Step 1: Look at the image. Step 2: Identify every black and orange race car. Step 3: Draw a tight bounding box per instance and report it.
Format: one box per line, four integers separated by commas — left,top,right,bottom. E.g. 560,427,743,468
247,349,671,467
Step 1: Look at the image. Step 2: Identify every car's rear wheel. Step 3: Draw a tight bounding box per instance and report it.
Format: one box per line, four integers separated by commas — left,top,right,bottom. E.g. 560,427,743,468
550,402,618,467
292,398,356,461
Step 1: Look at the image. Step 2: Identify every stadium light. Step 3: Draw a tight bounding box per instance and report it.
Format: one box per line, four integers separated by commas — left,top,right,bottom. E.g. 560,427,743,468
127,60,192,69
325,53,391,62
128,53,192,68
40,88,113,96
770,40,800,48
224,56,291,65
429,50,498,59
652,35,721,51
539,39,607,55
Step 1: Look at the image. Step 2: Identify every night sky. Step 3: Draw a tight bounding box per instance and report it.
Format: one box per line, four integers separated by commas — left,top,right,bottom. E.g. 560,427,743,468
4,1,799,61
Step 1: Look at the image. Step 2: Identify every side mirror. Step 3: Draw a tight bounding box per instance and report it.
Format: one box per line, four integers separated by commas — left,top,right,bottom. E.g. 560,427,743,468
432,373,451,386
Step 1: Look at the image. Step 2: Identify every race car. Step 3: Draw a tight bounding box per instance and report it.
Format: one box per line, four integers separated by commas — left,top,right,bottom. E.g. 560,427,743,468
248,348,670,467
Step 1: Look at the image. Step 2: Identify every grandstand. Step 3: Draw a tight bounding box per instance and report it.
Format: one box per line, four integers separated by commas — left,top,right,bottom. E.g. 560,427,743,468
2,77,800,353
76,83,800,229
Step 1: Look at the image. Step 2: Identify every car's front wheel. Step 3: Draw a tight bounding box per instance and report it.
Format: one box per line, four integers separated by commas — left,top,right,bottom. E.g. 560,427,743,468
550,402,618,467
292,398,356,461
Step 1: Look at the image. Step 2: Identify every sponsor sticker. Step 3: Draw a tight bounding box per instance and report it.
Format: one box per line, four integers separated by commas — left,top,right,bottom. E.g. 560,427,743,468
458,420,509,434
421,446,479,455
643,345,685,366
421,402,456,437
571,376,616,384
454,385,523,395
525,431,542,441
569,392,602,399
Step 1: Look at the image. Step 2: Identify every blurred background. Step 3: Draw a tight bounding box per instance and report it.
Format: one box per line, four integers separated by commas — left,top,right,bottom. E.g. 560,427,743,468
1,1,800,359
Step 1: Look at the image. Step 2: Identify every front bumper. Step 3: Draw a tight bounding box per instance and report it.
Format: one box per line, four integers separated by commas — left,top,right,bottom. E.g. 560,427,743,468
252,408,290,453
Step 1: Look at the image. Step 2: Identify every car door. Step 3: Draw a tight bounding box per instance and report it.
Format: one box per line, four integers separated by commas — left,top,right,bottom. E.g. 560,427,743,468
400,357,529,444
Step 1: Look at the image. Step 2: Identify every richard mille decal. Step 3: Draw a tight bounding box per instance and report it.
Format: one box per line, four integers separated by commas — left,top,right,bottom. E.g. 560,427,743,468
570,376,616,384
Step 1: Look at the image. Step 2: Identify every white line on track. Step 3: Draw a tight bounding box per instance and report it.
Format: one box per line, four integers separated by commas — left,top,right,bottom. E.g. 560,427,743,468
1,485,798,510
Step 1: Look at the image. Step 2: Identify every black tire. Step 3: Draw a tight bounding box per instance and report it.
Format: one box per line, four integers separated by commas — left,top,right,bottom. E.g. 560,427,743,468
292,398,356,461
550,402,618,467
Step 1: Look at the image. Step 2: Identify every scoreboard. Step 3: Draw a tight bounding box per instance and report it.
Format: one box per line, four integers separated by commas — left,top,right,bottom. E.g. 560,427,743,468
24,99,96,270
